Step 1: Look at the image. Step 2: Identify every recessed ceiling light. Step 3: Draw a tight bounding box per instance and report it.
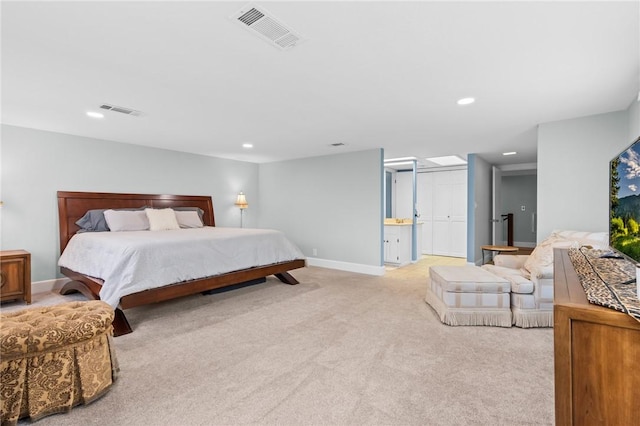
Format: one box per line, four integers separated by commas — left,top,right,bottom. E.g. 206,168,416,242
242,143,253,149
457,97,475,105
425,155,467,166
503,151,517,156
86,111,104,119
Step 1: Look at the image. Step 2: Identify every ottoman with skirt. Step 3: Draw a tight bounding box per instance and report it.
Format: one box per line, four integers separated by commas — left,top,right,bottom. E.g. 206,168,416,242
425,265,512,327
0,300,118,425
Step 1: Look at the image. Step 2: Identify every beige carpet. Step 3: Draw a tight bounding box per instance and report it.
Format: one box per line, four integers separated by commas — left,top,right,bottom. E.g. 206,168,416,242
14,257,554,425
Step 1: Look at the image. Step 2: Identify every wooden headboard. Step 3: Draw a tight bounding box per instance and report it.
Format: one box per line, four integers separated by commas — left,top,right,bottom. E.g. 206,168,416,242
57,191,215,253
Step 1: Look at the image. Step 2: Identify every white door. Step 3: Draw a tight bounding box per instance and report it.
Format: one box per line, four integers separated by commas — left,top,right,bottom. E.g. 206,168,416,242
449,170,468,257
407,169,467,258
431,170,468,257
383,227,393,262
432,172,452,255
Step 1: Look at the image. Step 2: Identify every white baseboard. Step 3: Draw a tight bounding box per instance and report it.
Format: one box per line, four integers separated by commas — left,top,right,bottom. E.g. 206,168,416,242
31,278,70,295
306,257,385,276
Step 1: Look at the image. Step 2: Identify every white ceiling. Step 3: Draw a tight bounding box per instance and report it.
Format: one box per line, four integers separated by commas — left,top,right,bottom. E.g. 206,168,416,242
2,1,638,167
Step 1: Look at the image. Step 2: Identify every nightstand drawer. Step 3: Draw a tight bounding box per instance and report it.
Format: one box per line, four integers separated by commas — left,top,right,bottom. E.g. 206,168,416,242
1,257,25,294
0,250,31,304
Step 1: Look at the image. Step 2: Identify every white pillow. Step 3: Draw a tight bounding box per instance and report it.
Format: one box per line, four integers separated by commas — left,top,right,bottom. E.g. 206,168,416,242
174,210,203,228
145,208,180,231
104,210,150,232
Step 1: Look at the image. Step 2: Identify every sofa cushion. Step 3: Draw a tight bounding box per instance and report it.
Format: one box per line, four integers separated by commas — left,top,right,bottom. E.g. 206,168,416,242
482,264,534,294
430,265,510,293
493,254,529,270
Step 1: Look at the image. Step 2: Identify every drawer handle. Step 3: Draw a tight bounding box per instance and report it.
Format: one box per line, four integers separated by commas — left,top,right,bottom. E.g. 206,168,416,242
0,271,5,288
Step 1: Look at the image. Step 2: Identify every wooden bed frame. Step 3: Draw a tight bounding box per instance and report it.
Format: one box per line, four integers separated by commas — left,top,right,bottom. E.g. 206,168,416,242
57,191,305,336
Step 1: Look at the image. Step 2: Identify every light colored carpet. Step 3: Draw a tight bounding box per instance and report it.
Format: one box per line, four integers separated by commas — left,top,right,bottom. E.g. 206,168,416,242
12,257,554,425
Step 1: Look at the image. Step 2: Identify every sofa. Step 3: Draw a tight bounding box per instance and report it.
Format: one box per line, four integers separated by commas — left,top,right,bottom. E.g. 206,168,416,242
481,230,609,328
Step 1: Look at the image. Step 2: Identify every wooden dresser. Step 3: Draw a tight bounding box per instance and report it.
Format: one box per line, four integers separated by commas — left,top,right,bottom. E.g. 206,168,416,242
0,250,31,304
553,248,640,425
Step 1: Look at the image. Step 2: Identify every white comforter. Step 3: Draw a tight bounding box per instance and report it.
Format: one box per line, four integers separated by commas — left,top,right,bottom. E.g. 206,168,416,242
58,227,305,307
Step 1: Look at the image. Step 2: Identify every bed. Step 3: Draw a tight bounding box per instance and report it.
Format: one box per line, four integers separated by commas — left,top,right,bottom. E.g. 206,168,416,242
57,191,306,336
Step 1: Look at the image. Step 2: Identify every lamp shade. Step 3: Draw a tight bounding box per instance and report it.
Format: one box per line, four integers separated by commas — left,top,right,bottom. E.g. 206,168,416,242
235,192,248,209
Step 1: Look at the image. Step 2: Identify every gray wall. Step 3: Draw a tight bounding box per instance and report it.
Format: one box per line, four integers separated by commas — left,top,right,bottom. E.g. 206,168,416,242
1,125,259,281
501,174,537,245
258,149,383,267
537,100,637,241
467,154,492,264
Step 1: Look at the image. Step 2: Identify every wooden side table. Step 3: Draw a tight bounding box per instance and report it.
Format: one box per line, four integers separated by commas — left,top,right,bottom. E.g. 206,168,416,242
0,250,31,304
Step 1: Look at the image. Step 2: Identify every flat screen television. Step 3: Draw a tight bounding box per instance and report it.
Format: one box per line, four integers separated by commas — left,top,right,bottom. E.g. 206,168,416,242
609,136,640,265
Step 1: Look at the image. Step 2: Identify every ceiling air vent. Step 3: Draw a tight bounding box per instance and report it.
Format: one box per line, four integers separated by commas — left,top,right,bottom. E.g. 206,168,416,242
231,4,302,50
99,104,143,117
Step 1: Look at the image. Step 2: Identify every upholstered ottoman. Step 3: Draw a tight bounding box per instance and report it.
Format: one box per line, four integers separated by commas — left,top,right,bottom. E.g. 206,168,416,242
0,301,118,425
425,265,512,327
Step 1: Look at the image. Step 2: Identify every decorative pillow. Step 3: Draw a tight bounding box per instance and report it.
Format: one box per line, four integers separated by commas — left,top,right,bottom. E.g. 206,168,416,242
76,207,148,232
173,207,205,223
76,209,109,232
104,210,150,232
145,208,180,231
174,210,203,228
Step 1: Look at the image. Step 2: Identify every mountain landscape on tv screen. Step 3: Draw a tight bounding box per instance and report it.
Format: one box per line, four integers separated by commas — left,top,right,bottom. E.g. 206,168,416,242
610,140,640,263
616,195,640,222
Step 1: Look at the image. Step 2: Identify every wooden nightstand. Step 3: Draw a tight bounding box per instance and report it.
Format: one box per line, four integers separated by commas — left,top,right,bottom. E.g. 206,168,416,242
0,250,31,304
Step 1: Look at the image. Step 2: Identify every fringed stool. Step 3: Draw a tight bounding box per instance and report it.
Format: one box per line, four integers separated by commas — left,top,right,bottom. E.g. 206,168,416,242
1,300,118,425
425,265,512,327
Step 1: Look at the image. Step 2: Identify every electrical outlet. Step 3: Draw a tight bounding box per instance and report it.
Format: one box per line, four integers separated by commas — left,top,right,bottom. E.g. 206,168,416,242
521,205,526,211
312,248,317,256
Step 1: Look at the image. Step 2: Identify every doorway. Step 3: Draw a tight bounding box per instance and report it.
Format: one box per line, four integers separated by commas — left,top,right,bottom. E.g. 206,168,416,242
492,167,537,248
